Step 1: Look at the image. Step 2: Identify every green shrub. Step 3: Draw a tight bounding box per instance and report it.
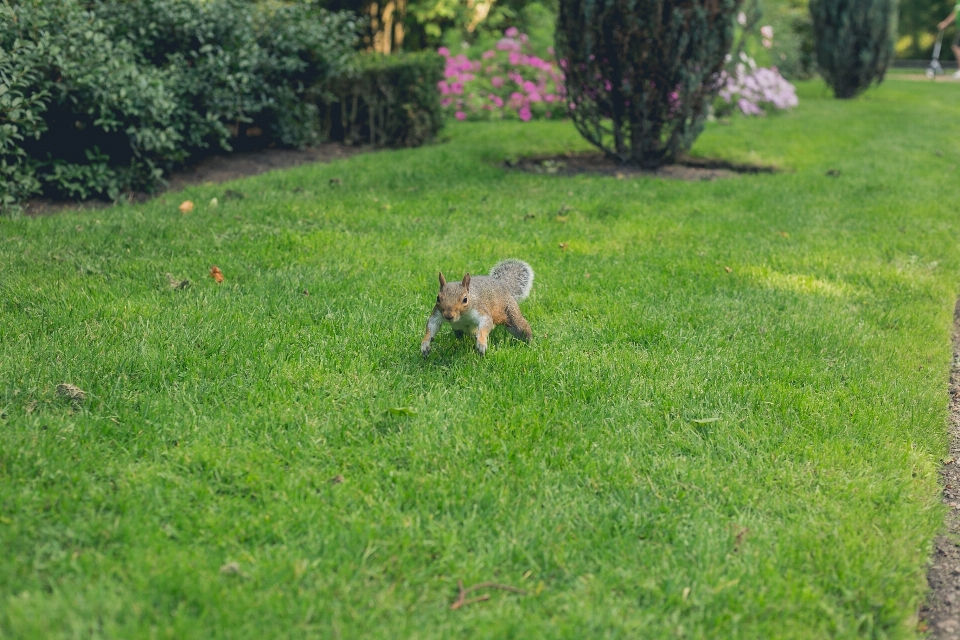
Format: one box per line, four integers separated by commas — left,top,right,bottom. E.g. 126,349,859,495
809,0,896,98
555,0,742,168
322,51,444,147
0,0,360,208
0,40,48,208
755,0,816,80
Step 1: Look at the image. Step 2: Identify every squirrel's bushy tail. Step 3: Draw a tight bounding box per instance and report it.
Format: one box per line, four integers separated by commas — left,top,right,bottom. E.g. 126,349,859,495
489,259,534,302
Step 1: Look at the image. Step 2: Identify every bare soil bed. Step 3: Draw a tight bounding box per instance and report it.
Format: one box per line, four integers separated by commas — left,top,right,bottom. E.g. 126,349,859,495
23,143,365,216
504,151,778,181
921,300,960,638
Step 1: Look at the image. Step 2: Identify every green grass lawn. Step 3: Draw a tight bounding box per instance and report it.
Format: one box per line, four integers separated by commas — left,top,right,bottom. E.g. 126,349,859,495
3,79,960,638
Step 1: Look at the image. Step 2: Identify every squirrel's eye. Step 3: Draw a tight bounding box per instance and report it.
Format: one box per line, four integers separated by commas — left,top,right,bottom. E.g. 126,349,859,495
436,295,440,303
462,296,468,304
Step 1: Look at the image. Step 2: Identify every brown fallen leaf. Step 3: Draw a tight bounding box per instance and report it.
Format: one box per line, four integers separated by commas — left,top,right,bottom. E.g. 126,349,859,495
944,457,955,465
210,266,224,283
559,242,568,251
724,266,732,273
220,561,247,577
166,273,190,290
778,231,789,238
56,383,85,403
179,200,194,214
330,474,344,484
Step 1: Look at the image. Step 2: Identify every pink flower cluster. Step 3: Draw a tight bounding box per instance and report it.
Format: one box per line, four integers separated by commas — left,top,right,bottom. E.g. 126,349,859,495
718,55,798,115
438,29,566,122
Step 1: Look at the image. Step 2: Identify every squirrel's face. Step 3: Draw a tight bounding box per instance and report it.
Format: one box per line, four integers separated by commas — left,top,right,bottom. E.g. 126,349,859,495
437,272,471,322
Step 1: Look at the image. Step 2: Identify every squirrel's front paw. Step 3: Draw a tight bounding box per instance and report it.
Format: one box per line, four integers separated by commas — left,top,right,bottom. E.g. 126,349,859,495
476,342,487,357
420,341,431,358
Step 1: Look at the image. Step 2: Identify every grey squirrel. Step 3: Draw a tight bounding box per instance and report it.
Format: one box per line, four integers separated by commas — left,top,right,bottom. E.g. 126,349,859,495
421,259,534,357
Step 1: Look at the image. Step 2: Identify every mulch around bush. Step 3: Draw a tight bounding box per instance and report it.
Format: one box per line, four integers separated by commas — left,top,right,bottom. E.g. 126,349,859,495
921,300,960,639
504,151,778,181
23,143,366,216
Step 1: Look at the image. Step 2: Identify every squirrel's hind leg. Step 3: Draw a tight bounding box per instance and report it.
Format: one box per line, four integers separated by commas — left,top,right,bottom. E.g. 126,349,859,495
505,302,533,343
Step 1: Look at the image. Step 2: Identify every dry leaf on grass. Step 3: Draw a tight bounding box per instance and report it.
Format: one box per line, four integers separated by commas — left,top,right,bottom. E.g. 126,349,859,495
329,475,344,484
56,384,85,403
210,266,224,283
559,242,568,251
220,561,248,577
166,273,190,290
450,580,527,610
179,200,194,214
724,266,733,273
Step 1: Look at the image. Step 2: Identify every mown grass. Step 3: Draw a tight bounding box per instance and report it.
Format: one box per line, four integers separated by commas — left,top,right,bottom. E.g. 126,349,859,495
2,78,960,638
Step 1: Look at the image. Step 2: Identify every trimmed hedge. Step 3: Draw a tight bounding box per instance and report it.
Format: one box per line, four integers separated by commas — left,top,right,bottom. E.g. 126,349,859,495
322,52,444,147
0,0,359,207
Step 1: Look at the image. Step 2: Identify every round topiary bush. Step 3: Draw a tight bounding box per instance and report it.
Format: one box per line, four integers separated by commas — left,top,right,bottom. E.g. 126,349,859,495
809,0,896,99
555,0,742,168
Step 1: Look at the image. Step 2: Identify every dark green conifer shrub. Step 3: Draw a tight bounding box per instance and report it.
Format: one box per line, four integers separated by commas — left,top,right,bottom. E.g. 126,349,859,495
809,0,896,98
555,0,741,168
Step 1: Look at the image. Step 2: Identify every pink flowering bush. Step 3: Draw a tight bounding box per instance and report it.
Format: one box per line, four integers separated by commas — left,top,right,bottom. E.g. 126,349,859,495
437,28,566,122
717,56,798,116
717,21,799,117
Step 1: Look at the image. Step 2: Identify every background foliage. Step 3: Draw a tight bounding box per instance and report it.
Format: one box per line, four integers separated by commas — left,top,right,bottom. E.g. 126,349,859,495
0,0,359,207
437,29,565,122
898,0,952,59
809,0,897,98
322,51,444,146
555,0,742,167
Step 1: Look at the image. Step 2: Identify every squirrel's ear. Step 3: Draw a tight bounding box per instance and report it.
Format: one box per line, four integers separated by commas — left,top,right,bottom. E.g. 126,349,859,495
462,273,471,290
438,272,446,287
